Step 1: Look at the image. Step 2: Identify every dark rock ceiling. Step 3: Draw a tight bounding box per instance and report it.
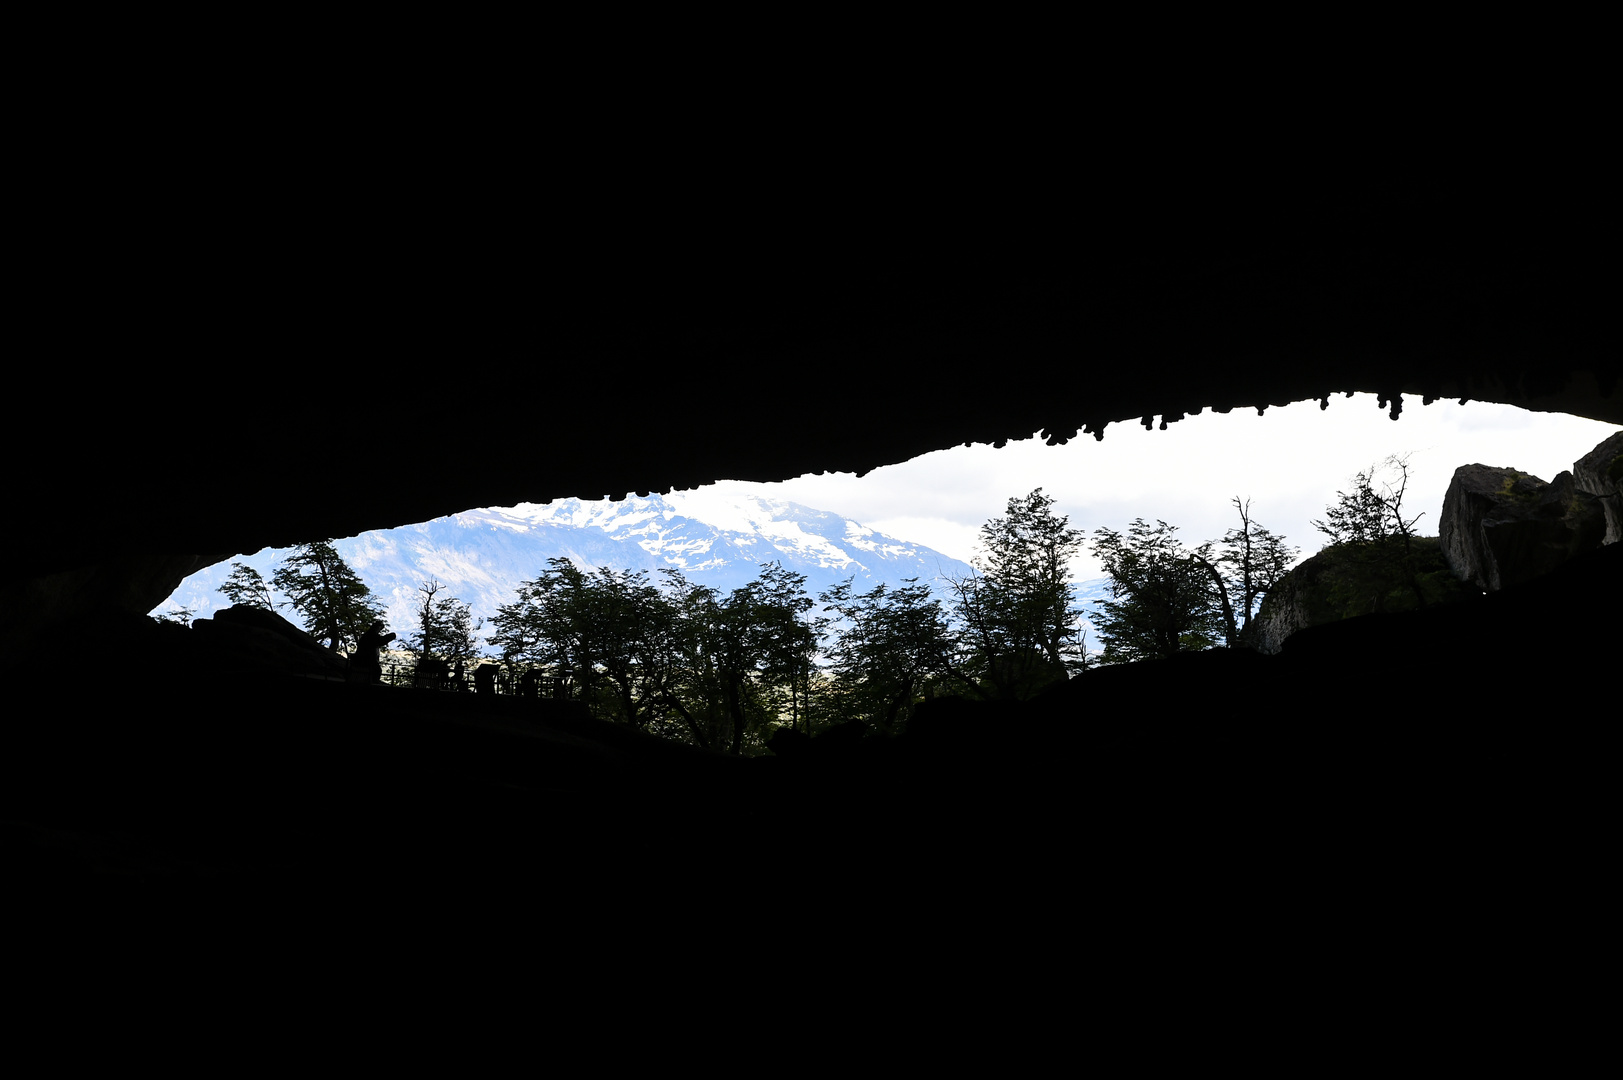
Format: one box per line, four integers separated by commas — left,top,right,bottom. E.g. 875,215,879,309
6,97,1620,898
8,174,1617,652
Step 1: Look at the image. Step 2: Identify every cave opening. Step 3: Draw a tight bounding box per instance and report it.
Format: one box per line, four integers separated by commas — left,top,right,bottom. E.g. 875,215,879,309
151,392,1619,631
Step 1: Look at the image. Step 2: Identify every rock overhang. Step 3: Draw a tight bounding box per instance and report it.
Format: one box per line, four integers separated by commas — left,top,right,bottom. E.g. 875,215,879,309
7,190,1620,649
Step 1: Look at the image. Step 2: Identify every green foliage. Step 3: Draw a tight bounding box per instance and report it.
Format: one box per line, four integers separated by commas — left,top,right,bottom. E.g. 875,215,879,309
1310,455,1430,609
217,562,275,610
1217,497,1299,645
733,562,827,739
1311,468,1391,546
1312,455,1425,550
1088,499,1299,659
1258,535,1474,628
949,488,1086,698
489,558,823,754
1090,519,1227,664
819,576,955,733
399,580,484,665
644,574,734,749
269,540,385,655
654,564,818,754
487,558,667,728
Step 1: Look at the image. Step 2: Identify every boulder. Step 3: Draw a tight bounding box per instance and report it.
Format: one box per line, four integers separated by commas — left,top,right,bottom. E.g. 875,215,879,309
1572,430,1623,546
193,604,351,679
1247,535,1475,655
1439,463,1607,592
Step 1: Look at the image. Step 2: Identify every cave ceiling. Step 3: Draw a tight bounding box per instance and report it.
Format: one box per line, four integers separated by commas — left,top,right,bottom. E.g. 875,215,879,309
10,183,1617,621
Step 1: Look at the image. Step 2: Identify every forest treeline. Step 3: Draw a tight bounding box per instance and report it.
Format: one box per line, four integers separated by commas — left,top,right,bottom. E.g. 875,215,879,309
178,464,1437,754
458,489,1091,754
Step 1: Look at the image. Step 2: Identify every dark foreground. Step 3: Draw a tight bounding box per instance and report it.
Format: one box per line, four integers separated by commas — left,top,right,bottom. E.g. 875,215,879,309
6,547,1615,957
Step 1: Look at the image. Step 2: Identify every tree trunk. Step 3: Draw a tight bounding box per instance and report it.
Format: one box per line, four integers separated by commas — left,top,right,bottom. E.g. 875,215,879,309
1193,555,1239,647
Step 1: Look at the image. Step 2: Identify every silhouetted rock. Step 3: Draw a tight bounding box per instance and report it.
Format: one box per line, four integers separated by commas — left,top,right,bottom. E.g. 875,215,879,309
1572,430,1623,545
194,604,350,679
1248,536,1474,654
10,200,1622,646
1440,463,1607,591
762,719,889,769
765,726,806,752
901,693,1027,762
5,199,1620,896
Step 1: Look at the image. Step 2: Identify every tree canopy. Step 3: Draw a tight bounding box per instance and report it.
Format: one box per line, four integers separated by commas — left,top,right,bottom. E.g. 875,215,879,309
1311,455,1431,610
1090,496,1300,662
947,488,1086,699
489,559,823,754
217,562,275,610
399,579,484,665
487,558,665,727
819,576,955,733
1214,498,1299,647
1091,519,1227,664
269,539,385,655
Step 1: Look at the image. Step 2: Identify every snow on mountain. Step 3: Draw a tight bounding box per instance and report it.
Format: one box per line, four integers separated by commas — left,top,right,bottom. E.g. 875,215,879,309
152,492,983,648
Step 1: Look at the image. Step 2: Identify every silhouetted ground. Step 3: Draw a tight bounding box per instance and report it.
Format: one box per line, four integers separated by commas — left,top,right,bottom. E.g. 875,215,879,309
5,543,1615,972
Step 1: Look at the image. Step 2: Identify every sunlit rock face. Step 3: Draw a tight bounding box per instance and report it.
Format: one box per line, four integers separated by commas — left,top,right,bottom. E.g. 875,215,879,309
1440,460,1608,593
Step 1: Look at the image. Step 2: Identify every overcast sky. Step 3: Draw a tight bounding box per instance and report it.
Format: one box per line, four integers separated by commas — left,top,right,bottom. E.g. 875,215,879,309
684,393,1619,581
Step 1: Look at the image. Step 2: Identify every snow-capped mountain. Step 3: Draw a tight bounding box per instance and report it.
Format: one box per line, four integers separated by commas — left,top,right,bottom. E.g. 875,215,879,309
153,491,984,646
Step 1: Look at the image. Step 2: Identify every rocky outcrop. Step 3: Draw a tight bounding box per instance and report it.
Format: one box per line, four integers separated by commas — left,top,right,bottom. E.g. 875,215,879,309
2,552,228,663
1572,430,1623,545
1247,535,1475,655
1249,432,1619,653
1439,462,1607,592
191,604,352,680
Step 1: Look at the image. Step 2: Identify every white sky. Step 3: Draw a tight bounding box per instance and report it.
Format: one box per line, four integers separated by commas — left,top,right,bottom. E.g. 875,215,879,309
681,393,1619,581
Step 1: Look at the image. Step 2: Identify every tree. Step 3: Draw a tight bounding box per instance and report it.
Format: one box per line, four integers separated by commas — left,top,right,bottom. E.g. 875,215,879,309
645,563,823,753
819,576,955,734
1312,465,1393,546
1311,455,1429,609
154,606,195,627
1313,456,1425,548
488,558,669,728
489,559,819,754
574,566,671,730
217,562,274,610
269,539,385,655
1090,519,1226,664
700,581,778,756
400,579,484,665
643,571,732,749
1213,498,1299,647
487,564,568,673
736,562,825,737
1378,455,1430,609
948,488,1087,698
